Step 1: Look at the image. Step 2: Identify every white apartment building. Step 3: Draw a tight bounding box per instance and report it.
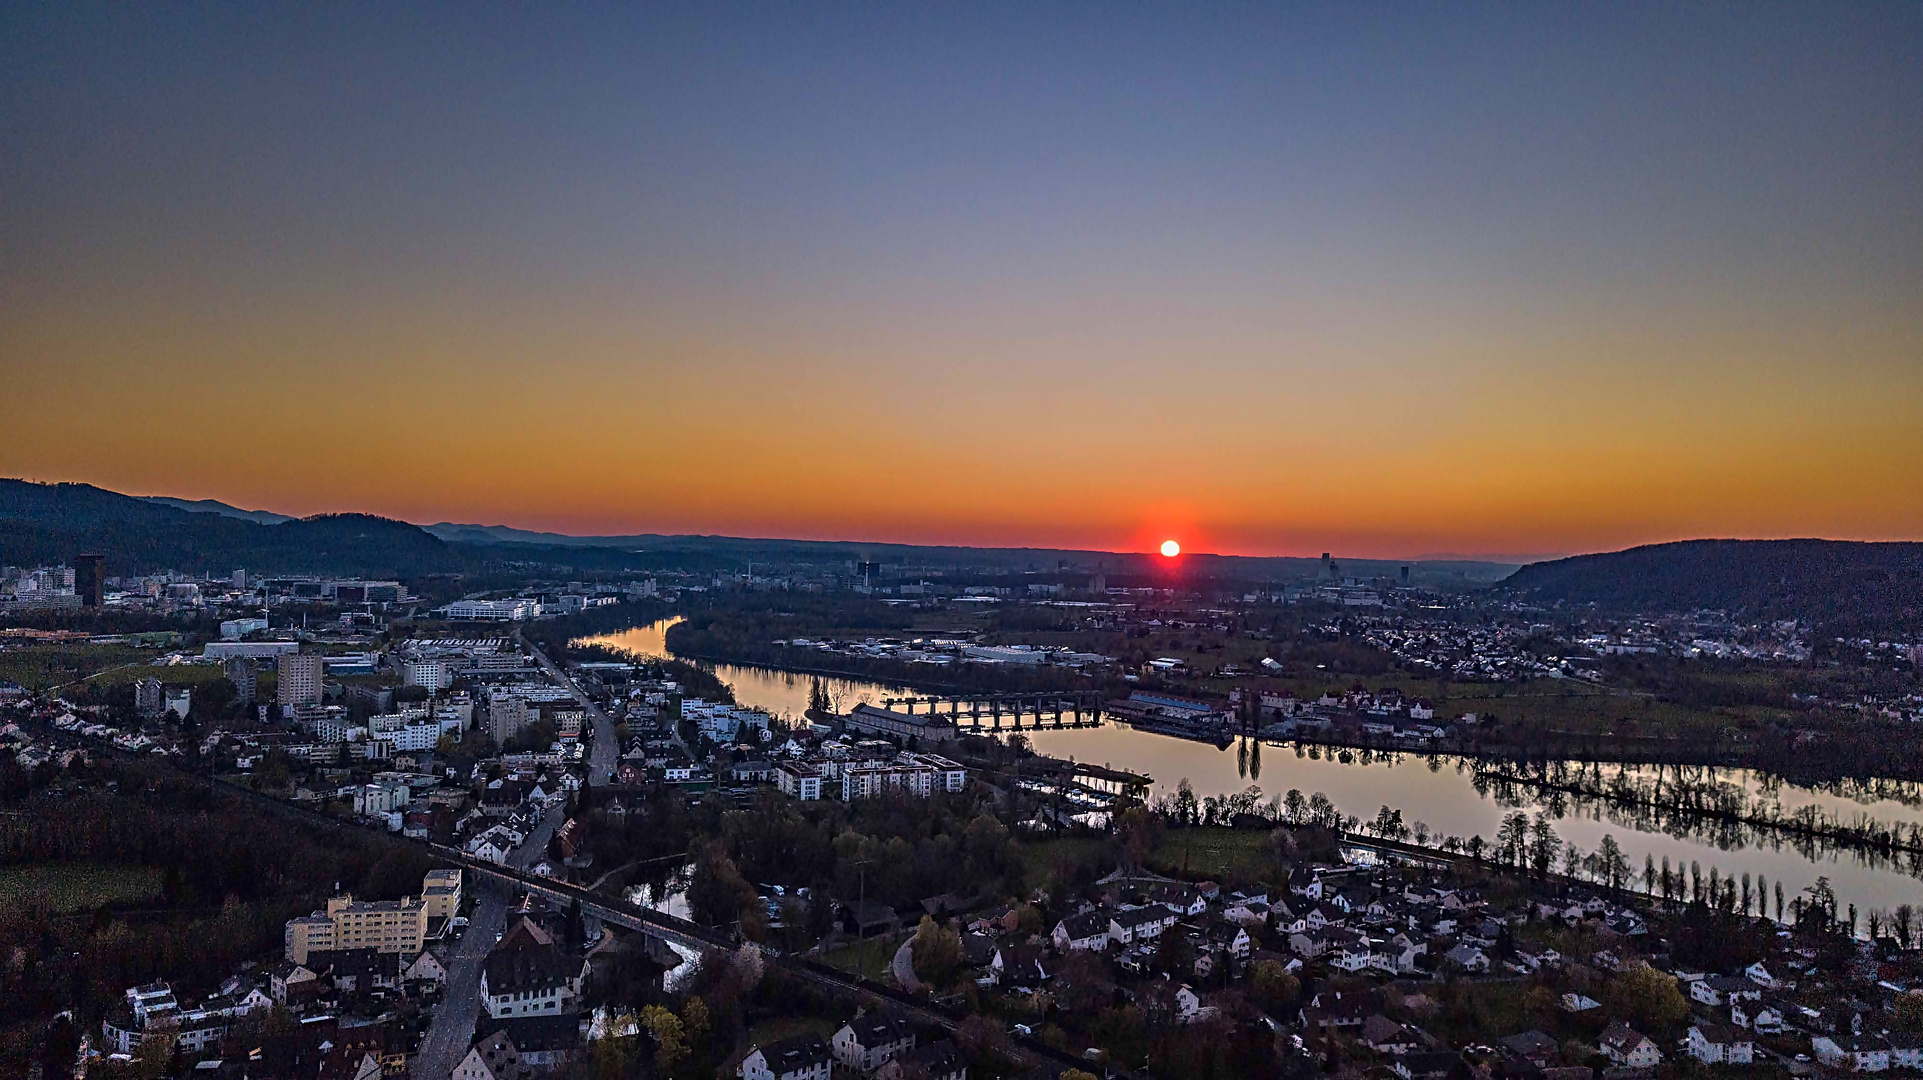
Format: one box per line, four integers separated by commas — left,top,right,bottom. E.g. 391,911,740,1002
840,752,967,800
777,762,823,800
404,658,456,692
279,653,324,707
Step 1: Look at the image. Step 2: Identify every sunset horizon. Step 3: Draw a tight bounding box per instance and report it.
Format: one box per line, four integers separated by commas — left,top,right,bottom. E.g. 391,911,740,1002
5,6,1923,1066
6,5,1919,564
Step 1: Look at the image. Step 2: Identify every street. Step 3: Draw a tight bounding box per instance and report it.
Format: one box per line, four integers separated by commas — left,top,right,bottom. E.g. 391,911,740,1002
411,770,564,1077
413,636,631,1078
522,635,622,782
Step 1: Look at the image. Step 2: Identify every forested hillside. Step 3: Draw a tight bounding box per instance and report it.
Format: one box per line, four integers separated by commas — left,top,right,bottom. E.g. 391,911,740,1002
0,480,468,578
1502,539,1923,632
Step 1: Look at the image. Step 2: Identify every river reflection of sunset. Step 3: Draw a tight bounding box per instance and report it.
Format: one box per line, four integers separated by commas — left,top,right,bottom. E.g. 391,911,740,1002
579,617,1923,916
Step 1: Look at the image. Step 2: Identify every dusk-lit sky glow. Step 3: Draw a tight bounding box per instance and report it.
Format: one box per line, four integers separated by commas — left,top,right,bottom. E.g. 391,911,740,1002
4,4,1920,559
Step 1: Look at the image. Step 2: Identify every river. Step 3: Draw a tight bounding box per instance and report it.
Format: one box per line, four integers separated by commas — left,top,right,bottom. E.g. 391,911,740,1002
579,618,1923,917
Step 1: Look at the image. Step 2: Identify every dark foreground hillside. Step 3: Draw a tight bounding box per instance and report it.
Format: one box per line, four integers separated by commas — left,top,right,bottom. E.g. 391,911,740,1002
1503,539,1923,631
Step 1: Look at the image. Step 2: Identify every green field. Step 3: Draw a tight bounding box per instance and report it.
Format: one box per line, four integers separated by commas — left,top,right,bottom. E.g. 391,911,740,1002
819,931,908,983
0,644,164,691
1017,835,1112,892
1146,827,1276,880
0,862,165,913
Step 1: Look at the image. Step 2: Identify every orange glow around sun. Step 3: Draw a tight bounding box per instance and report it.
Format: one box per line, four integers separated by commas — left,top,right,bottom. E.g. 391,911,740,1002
1160,539,1181,557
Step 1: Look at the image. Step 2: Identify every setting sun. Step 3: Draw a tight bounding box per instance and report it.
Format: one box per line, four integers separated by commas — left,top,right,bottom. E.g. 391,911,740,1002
1160,539,1180,557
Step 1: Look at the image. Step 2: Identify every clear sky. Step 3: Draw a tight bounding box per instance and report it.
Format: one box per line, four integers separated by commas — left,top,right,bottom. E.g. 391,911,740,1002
3,4,1919,559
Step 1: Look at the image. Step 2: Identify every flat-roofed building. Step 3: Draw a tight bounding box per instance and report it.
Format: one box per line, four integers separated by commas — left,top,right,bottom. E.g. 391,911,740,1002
283,869,452,964
844,703,957,743
422,869,463,921
279,652,324,708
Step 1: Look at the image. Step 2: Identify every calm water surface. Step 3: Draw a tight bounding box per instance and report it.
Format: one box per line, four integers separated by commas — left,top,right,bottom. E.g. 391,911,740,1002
581,619,1923,916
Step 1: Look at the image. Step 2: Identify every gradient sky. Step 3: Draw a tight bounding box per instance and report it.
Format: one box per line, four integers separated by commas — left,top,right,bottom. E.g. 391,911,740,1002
3,4,1920,559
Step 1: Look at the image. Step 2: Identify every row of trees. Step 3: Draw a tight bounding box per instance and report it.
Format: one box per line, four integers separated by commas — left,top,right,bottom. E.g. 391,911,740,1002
1479,759,1923,859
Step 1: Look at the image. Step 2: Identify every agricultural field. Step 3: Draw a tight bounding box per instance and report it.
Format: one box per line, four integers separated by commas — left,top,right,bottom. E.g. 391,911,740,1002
0,861,164,913
0,643,161,691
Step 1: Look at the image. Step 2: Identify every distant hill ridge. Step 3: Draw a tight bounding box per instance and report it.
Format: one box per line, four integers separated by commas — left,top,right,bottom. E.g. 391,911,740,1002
0,481,464,578
1500,538,1923,631
141,495,292,525
4,479,1525,583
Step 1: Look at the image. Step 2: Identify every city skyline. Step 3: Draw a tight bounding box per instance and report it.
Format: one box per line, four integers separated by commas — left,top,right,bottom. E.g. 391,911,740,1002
4,4,1920,560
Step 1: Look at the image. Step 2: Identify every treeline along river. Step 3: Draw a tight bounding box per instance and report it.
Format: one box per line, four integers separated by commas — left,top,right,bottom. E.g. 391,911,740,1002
579,618,1923,920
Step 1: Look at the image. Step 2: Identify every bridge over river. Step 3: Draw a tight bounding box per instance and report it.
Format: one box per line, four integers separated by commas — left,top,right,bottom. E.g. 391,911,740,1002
879,689,1105,731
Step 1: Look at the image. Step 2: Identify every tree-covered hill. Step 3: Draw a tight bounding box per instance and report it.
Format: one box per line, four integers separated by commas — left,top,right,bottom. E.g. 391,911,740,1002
1501,539,1923,631
0,480,469,578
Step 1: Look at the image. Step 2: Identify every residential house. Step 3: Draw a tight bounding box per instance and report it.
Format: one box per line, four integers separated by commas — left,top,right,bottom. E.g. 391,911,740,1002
1175,985,1216,1024
1501,1030,1558,1067
1598,1022,1661,1069
1687,1023,1755,1066
877,1040,965,1080
1052,911,1110,952
1287,927,1344,960
1205,922,1252,964
1393,1052,1463,1080
1303,990,1374,1033
269,962,320,1006
1304,904,1341,931
740,1034,834,1080
1813,1034,1892,1073
1149,885,1208,917
453,1031,524,1080
1109,905,1178,948
999,945,1047,990
1731,998,1787,1034
480,919,583,1020
482,1016,579,1071
832,1014,915,1073
1361,1015,1423,1055
405,949,447,985
1690,974,1762,1007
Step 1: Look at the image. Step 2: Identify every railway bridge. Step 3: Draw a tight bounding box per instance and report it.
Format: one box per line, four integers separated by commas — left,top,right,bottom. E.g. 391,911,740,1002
879,690,1105,731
